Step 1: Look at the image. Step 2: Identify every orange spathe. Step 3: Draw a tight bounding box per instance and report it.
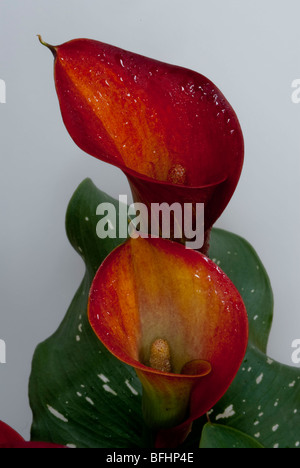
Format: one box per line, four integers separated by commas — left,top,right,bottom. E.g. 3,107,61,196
88,237,248,444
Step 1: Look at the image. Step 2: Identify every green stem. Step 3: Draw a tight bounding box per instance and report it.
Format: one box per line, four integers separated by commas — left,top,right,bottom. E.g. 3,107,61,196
37,35,57,57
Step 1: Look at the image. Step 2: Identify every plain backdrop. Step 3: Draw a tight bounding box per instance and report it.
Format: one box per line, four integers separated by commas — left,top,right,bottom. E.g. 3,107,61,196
0,0,300,439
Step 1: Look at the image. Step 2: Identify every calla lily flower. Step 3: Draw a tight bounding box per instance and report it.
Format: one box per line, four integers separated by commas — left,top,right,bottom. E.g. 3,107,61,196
39,37,244,253
88,237,248,447
0,421,66,448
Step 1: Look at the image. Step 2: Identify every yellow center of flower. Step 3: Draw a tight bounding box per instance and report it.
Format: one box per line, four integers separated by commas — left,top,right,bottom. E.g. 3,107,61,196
167,164,187,185
148,338,212,379
149,338,172,373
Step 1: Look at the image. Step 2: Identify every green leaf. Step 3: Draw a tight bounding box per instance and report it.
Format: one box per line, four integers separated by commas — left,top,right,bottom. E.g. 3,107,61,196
29,179,144,448
209,228,274,353
29,179,300,449
207,345,300,449
199,423,264,448
206,229,300,449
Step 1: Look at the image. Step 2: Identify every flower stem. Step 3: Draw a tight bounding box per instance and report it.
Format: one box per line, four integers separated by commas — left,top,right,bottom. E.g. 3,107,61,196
37,35,57,57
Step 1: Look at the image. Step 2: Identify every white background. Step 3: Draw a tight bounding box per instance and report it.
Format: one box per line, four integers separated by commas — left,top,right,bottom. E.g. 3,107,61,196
0,0,299,439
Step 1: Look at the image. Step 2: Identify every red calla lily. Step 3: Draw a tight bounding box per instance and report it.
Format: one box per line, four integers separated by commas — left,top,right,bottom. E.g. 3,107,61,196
39,37,244,253
0,421,66,448
88,237,248,447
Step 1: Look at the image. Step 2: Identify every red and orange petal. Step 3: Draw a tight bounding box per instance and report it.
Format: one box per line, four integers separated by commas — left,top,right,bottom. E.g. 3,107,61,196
53,39,243,184
43,38,244,241
0,421,66,448
88,236,248,440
